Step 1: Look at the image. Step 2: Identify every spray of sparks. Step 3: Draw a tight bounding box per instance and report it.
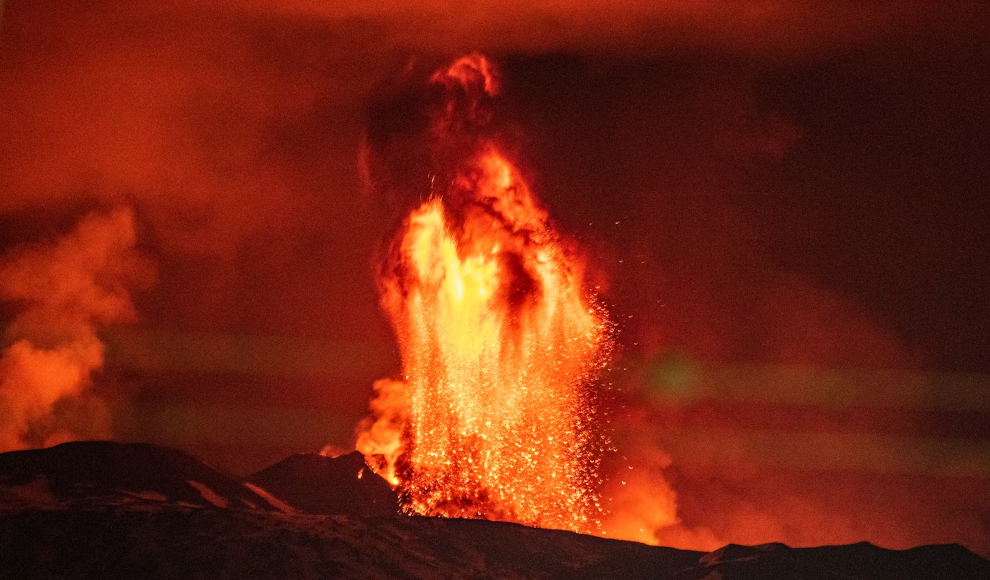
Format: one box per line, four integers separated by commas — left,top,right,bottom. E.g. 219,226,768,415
356,55,612,531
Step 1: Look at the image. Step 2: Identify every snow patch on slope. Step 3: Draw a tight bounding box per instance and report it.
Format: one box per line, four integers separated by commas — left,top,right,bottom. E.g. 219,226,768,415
244,482,296,515
186,480,228,508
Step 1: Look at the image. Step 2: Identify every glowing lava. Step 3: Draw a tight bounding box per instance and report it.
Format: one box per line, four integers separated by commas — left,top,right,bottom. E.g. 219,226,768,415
357,55,611,531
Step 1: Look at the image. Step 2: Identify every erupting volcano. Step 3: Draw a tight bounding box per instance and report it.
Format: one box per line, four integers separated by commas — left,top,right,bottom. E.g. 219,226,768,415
356,55,612,531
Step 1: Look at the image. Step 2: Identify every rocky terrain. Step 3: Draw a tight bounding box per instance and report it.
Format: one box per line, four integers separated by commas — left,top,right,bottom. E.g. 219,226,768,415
247,450,397,516
0,441,986,580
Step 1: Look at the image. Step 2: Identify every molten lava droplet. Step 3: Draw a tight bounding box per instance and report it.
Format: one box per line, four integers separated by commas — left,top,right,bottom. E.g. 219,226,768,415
357,55,611,532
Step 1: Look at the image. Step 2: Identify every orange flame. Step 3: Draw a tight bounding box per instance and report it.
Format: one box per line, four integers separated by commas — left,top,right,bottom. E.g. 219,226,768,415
357,56,611,531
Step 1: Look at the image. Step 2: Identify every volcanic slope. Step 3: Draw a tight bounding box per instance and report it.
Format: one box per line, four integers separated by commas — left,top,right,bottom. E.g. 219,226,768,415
0,440,289,511
1,442,988,580
247,450,398,515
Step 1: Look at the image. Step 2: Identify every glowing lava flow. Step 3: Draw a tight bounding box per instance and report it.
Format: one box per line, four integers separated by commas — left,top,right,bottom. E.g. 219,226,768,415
357,55,611,532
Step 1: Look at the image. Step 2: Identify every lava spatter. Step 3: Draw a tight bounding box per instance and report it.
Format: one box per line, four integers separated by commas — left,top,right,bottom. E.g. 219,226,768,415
356,55,612,532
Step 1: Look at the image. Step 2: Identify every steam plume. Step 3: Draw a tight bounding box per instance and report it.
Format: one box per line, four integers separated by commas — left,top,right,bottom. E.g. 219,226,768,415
0,207,150,450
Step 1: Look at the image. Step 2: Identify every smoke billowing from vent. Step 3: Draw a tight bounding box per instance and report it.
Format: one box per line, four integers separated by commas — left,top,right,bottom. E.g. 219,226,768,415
0,208,151,451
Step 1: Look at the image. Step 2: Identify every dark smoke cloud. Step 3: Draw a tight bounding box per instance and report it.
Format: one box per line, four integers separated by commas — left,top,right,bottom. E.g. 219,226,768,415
491,54,989,554
183,0,988,56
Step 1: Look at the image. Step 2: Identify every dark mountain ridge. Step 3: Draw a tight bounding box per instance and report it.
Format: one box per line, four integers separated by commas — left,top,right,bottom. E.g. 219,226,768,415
0,440,287,511
0,441,987,580
247,450,398,516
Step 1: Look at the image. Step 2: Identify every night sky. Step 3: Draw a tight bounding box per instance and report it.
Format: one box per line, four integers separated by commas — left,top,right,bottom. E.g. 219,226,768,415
1,0,989,554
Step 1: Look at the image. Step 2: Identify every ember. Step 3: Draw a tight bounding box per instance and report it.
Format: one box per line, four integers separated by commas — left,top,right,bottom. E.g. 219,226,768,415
357,55,611,531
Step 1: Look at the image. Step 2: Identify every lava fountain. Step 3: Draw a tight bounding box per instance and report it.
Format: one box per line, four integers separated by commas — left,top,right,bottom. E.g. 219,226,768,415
356,55,612,532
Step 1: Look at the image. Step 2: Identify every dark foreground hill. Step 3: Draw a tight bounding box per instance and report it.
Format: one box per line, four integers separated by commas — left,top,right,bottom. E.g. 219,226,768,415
0,441,290,511
248,451,398,516
0,442,987,580
1,508,986,580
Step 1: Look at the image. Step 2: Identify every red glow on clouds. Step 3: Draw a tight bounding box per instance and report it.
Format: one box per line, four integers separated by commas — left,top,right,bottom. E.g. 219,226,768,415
0,0,988,557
